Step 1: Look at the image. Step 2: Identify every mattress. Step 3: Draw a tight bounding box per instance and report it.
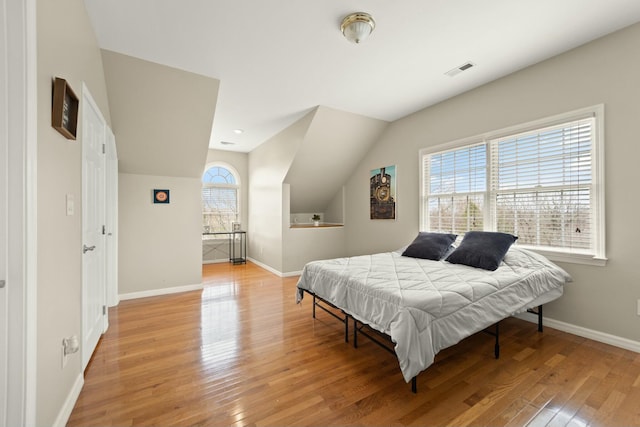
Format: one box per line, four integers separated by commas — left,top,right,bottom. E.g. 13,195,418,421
296,247,572,382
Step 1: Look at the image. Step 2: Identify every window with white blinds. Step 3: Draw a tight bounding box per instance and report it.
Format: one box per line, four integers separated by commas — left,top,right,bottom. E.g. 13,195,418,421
420,105,606,265
425,143,486,235
202,165,240,234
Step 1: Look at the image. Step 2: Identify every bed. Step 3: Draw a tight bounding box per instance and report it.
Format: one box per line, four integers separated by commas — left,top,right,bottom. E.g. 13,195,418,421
295,232,572,390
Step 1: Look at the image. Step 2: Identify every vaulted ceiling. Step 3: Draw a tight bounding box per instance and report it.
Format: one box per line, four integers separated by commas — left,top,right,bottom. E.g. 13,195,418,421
84,0,640,153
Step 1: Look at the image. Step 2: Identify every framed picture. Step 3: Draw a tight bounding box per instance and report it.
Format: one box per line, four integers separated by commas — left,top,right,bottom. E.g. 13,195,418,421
153,189,170,204
51,77,79,140
370,165,396,220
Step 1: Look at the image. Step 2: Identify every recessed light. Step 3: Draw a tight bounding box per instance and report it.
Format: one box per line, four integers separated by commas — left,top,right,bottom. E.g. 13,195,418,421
233,129,244,134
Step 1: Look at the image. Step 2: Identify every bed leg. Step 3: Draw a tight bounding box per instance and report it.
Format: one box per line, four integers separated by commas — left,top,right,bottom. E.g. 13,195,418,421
353,318,358,348
411,377,417,394
494,322,500,359
538,305,543,332
344,313,349,343
312,295,316,319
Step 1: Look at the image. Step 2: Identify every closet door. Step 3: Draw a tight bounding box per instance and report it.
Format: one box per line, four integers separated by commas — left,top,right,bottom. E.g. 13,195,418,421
81,84,107,370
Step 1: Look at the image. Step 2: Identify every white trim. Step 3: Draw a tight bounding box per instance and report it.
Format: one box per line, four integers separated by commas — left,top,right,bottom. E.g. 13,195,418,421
246,257,284,277
51,373,84,427
2,0,37,424
244,257,302,277
202,259,229,265
283,270,303,278
516,312,640,354
527,247,607,267
119,283,204,301
203,161,241,186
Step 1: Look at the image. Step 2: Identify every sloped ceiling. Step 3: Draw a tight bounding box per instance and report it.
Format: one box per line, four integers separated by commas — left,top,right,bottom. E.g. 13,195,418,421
285,106,388,213
84,0,640,152
101,49,219,178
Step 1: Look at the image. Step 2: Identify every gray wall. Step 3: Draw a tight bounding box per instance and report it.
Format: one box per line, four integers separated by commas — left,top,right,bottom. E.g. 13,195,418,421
251,106,387,274
344,22,640,343
36,0,112,424
248,112,313,271
282,184,347,273
101,50,219,178
118,173,202,295
102,49,219,297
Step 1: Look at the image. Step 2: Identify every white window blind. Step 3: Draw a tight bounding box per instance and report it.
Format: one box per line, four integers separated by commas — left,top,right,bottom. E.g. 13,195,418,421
202,187,238,232
202,165,240,234
424,143,486,235
491,119,593,252
420,105,605,265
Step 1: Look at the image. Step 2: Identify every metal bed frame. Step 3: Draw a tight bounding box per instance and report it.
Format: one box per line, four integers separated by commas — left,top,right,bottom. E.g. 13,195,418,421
304,289,544,393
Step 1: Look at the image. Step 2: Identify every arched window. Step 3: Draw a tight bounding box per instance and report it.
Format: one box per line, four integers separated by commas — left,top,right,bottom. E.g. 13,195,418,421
202,164,240,233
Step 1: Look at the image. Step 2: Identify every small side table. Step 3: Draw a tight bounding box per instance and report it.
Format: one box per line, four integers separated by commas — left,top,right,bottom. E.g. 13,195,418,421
229,231,246,265
202,231,247,264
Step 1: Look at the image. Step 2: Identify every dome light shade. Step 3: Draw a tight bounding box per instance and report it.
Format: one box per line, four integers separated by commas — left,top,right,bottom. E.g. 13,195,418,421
341,12,375,44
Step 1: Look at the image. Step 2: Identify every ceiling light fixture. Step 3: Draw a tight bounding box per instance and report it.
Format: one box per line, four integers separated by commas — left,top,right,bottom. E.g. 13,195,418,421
341,12,375,44
233,129,244,134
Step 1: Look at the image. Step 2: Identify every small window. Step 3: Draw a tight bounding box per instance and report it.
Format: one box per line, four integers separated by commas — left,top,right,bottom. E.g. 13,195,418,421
421,105,606,266
202,165,240,234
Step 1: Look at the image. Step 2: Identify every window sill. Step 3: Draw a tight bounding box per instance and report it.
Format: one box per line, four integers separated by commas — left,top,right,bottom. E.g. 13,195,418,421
521,246,607,267
289,223,344,229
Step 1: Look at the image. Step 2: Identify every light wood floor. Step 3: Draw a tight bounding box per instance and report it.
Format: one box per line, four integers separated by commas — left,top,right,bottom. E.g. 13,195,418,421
68,262,640,426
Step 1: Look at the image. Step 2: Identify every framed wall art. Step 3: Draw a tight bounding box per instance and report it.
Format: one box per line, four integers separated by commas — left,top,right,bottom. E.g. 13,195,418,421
51,77,79,140
153,189,170,204
370,165,396,220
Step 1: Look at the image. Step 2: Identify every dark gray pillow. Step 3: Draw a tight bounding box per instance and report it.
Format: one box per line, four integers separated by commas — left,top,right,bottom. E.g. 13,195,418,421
445,231,517,271
402,232,458,261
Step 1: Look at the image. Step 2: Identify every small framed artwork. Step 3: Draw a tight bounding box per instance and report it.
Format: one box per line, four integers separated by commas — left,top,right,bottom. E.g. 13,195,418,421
51,77,79,140
370,165,396,220
153,189,170,204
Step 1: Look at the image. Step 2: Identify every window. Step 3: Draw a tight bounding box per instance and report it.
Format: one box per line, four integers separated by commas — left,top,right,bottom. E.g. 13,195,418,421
202,164,240,234
421,105,605,265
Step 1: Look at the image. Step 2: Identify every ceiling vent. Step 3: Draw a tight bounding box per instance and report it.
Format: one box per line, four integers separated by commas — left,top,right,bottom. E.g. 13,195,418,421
220,141,235,145
445,62,475,77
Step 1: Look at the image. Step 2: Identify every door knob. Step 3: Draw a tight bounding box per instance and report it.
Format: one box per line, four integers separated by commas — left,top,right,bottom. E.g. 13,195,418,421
83,245,96,253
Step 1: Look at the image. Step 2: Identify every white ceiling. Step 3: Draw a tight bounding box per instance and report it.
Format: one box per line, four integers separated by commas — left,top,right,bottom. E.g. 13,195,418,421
84,0,640,153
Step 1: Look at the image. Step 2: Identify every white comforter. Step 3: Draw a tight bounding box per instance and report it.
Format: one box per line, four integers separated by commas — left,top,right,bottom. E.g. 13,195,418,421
296,247,572,382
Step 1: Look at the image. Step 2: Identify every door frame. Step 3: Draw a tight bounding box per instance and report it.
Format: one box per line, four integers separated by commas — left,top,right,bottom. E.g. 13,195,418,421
2,0,38,424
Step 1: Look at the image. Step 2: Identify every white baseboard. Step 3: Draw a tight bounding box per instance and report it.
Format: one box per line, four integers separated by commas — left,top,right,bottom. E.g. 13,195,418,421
203,258,228,265
53,372,84,427
516,312,640,353
119,283,204,301
282,270,303,277
246,257,302,278
246,257,283,277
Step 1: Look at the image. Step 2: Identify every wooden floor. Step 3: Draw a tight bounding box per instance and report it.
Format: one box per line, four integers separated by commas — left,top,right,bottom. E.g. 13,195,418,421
68,262,640,426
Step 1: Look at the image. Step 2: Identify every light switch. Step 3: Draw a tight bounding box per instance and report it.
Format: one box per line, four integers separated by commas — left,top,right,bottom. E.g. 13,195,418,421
66,194,74,216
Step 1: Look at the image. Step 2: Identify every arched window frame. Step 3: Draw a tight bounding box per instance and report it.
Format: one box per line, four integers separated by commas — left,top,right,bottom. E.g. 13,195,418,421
202,162,241,235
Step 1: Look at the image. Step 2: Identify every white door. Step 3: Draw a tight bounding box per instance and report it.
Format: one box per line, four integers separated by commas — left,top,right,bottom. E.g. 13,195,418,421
105,128,118,308
81,84,107,370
